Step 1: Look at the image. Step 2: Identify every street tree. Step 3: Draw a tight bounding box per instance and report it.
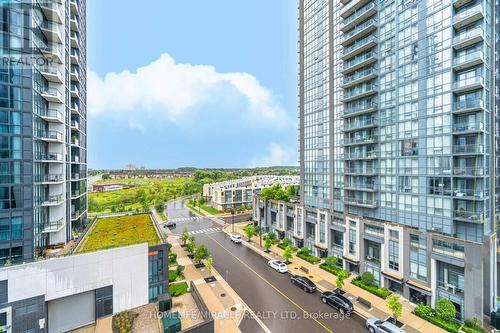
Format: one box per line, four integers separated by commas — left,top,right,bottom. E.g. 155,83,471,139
244,225,256,241
336,270,349,290
180,229,189,245
264,237,273,252
325,256,338,268
387,294,403,324
185,235,196,255
282,246,293,263
436,299,456,322
206,257,214,275
194,244,211,265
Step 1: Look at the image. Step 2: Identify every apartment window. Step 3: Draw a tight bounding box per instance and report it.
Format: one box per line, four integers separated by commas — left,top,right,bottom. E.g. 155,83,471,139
428,177,451,196
389,238,399,271
319,219,325,243
410,235,428,281
401,139,418,156
349,223,357,256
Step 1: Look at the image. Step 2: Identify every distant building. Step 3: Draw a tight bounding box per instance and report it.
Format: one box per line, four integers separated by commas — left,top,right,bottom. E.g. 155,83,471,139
92,183,123,192
203,175,299,211
124,164,137,171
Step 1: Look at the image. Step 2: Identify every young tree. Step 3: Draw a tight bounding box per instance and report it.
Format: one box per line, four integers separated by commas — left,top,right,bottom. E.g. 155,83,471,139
206,257,214,275
282,237,291,247
194,244,211,264
175,265,185,280
336,270,349,290
298,246,311,256
436,298,456,322
266,232,277,242
180,228,190,245
387,294,403,324
244,225,256,241
185,235,196,255
325,256,338,268
361,271,375,286
282,245,293,263
264,237,273,252
154,201,165,214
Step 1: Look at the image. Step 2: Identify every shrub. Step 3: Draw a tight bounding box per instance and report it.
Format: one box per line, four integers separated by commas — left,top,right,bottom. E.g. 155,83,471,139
194,244,210,264
319,263,351,277
463,318,486,333
282,245,293,263
282,238,291,247
298,246,311,256
352,277,392,299
436,298,456,323
324,256,338,268
296,252,321,264
336,269,349,289
387,294,403,322
176,265,184,279
112,311,137,333
361,271,375,286
168,270,178,282
168,252,177,265
413,303,461,333
169,282,189,297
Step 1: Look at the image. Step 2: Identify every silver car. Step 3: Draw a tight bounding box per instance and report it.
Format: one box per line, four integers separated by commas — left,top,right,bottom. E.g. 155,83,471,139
366,318,406,333
230,234,242,243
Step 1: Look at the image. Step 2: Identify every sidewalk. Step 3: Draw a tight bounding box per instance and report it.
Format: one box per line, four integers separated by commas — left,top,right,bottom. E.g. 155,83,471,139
168,233,271,333
230,222,446,333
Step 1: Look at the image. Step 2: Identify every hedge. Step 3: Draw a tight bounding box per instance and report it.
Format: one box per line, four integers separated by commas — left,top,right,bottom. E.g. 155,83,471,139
414,304,461,333
319,263,351,277
277,243,297,251
351,277,392,299
297,252,321,264
168,270,178,282
169,282,189,297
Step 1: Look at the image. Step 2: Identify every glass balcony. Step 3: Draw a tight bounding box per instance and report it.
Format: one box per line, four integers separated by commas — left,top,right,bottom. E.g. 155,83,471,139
453,122,484,133
42,217,65,233
343,135,377,146
38,194,64,206
71,172,85,180
341,2,377,30
344,181,376,191
39,20,62,43
453,188,487,200
344,117,377,131
452,76,483,93
36,130,63,142
39,109,63,123
453,50,484,70
341,17,377,43
342,67,377,88
344,197,377,208
453,143,484,155
453,98,484,113
453,209,485,223
345,150,377,160
34,174,63,183
453,167,484,177
38,65,63,83
341,83,377,102
71,188,86,198
40,87,63,104
35,152,63,162
342,51,377,74
342,35,378,60
437,280,464,297
343,101,378,117
452,27,484,49
344,167,376,175
453,4,484,29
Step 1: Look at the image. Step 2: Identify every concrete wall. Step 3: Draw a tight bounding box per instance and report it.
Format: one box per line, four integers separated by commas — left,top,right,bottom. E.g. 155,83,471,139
0,243,149,314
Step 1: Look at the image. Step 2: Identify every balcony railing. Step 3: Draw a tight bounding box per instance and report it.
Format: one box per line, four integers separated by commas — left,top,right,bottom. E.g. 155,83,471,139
35,152,63,162
345,151,377,159
343,67,377,86
343,101,378,117
342,51,377,73
453,50,483,67
36,130,63,141
453,76,483,91
34,174,63,183
40,87,63,101
344,197,377,207
453,188,487,199
437,280,464,296
453,98,484,112
453,167,484,176
39,109,63,122
453,144,484,154
453,122,484,133
342,35,378,58
454,209,485,223
38,194,64,206
342,17,377,42
453,27,483,46
342,2,376,26
42,217,65,233
453,3,483,25
342,83,378,101
344,117,377,130
345,182,376,190
345,167,377,174
343,136,377,145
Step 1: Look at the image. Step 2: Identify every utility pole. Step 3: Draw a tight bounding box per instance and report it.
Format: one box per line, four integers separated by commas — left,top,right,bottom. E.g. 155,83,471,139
232,208,235,233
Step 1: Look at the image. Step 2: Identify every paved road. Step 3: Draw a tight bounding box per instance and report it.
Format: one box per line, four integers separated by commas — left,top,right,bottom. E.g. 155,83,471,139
164,200,367,333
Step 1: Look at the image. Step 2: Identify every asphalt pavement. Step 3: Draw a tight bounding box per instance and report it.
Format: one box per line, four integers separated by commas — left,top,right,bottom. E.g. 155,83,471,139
164,200,368,333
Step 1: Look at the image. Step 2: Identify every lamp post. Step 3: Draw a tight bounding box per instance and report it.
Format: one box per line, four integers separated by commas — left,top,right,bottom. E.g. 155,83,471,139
232,208,235,233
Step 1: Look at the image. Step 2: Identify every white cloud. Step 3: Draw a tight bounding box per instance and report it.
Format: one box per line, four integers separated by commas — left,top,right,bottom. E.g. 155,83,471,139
250,143,297,167
88,53,291,128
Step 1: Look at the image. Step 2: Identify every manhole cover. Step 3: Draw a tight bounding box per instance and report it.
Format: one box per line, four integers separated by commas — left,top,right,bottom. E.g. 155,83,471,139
294,267,298,270
309,275,314,278
230,306,237,311
220,293,226,297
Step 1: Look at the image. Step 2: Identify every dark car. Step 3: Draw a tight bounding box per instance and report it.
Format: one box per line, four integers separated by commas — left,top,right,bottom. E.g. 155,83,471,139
320,291,353,315
163,221,176,228
290,275,317,293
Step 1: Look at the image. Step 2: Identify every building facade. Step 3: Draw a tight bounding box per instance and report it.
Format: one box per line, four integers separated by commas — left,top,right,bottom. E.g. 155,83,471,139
0,0,88,263
203,175,299,211
257,0,500,322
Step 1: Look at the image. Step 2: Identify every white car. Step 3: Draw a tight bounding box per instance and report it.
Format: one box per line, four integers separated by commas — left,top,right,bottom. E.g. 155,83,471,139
230,234,242,243
366,318,406,333
268,260,288,273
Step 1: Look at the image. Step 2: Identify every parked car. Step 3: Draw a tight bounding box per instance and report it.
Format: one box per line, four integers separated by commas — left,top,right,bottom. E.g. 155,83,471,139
230,234,242,243
290,275,317,293
320,291,353,315
268,260,288,273
163,221,176,228
366,318,406,333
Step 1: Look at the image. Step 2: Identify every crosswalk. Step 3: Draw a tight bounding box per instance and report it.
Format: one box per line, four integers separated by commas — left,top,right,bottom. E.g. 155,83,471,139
169,216,203,222
188,227,221,235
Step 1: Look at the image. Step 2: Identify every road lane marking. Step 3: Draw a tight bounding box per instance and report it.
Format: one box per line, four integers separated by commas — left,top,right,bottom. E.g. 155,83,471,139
188,227,222,236
205,233,335,333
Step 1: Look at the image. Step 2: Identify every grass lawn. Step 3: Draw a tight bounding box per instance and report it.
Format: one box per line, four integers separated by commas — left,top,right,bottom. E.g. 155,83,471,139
200,204,223,215
185,202,206,216
79,214,160,253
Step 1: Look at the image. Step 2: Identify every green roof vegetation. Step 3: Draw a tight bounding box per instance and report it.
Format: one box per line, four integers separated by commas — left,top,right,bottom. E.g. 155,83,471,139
79,214,160,253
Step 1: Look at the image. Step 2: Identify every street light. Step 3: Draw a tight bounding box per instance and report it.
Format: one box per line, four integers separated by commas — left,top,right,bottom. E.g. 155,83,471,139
231,208,235,233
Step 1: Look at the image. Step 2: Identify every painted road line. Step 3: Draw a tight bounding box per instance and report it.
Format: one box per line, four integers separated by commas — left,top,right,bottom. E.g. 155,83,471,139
205,233,335,333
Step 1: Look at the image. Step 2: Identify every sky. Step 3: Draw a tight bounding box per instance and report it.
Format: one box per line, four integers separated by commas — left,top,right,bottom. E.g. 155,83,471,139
87,0,298,169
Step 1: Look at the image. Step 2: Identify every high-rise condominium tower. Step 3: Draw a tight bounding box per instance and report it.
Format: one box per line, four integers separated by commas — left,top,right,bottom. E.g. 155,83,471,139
0,0,87,263
294,0,499,321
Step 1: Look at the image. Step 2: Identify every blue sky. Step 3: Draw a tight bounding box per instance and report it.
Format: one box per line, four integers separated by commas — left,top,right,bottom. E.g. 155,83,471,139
87,0,298,169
